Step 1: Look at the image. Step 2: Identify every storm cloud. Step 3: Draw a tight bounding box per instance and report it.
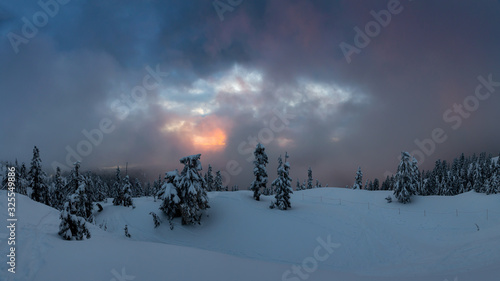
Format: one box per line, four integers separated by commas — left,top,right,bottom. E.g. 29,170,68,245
1,0,499,187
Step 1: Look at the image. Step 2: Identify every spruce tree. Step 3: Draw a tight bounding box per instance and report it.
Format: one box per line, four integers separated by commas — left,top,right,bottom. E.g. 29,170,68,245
307,167,313,189
393,152,418,204
353,167,363,190
214,171,223,191
133,178,143,198
204,165,214,192
373,178,380,190
296,178,301,191
176,154,209,225
51,167,66,210
270,153,293,210
250,143,268,201
28,146,49,205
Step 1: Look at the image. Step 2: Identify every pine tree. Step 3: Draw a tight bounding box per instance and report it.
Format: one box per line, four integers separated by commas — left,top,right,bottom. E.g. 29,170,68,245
269,156,283,196
51,167,66,210
112,165,133,207
307,167,313,189
58,166,94,240
270,153,293,210
484,178,497,195
353,167,362,190
214,171,223,192
121,175,134,207
176,154,210,225
204,165,214,192
295,178,301,191
373,178,380,190
153,174,162,201
28,146,49,205
93,176,107,202
133,178,143,198
16,162,29,195
393,152,418,204
250,143,268,201
158,170,180,228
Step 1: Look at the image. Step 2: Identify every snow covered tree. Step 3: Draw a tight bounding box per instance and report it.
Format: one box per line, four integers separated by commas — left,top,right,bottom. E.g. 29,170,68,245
112,166,122,204
295,178,301,191
269,156,283,196
353,167,363,190
50,167,66,210
93,176,107,202
28,146,49,205
176,154,210,225
133,178,143,197
373,178,380,190
214,170,223,192
153,174,162,201
270,153,293,210
204,165,214,192
250,143,268,201
307,167,313,189
484,177,497,195
58,203,91,240
112,165,133,207
393,152,418,204
158,170,180,229
117,175,133,207
58,165,94,240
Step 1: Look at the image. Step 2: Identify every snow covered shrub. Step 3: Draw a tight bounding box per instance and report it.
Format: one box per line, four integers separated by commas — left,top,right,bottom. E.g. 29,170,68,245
58,202,91,240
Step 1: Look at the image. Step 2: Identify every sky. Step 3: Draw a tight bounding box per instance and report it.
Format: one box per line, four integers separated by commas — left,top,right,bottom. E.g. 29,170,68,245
0,0,499,188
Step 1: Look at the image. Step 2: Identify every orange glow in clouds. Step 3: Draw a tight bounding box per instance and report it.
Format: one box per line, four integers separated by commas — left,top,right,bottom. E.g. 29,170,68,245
192,128,227,150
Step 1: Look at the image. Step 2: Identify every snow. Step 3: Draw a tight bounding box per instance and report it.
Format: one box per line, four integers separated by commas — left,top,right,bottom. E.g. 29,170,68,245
1,188,500,280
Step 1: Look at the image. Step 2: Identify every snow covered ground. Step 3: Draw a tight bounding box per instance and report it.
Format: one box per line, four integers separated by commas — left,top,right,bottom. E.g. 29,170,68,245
1,188,500,281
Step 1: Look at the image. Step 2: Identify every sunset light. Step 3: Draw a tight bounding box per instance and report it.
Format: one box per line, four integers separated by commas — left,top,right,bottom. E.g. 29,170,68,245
192,128,227,150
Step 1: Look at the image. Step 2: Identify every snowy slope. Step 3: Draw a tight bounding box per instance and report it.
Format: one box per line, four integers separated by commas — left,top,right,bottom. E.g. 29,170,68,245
1,188,500,281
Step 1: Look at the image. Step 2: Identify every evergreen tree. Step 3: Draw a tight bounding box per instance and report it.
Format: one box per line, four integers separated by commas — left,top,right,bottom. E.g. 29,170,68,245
158,170,180,229
250,143,268,201
176,154,210,225
393,152,418,204
484,177,497,195
93,176,107,202
269,156,283,195
133,178,143,197
50,167,66,210
17,162,29,195
307,167,313,189
112,166,133,207
204,165,214,192
270,153,293,210
353,167,363,190
295,178,301,191
28,146,49,205
121,175,134,207
153,174,162,201
373,178,380,190
214,171,223,192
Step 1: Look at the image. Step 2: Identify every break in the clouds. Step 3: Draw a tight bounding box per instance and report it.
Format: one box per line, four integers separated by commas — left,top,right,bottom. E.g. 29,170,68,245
1,0,499,187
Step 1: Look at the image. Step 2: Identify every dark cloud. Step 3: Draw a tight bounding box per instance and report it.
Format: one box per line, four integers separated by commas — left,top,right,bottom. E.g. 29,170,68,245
1,0,499,188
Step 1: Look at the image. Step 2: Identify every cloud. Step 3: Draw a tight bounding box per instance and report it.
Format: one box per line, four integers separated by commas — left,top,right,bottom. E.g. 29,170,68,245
1,0,499,188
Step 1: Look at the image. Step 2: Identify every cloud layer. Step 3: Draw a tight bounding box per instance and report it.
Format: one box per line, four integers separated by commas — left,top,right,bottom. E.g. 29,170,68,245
1,0,499,187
